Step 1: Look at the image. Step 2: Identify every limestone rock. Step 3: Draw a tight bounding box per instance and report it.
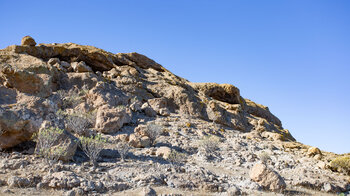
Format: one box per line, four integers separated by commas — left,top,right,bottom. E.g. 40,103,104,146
71,61,92,73
21,36,36,46
156,146,172,159
307,147,322,157
141,186,157,196
7,176,30,188
148,97,171,116
249,163,286,191
191,83,240,104
128,134,150,148
95,105,131,133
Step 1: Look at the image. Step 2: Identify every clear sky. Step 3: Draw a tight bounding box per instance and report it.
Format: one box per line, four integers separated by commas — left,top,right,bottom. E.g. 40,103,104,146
1,1,349,154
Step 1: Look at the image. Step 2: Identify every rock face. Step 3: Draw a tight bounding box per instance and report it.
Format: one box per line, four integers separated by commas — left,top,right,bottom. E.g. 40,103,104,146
249,163,286,191
21,36,36,46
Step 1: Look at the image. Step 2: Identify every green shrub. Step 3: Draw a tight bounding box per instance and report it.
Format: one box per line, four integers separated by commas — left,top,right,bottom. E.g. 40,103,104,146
330,156,350,175
32,127,68,162
78,134,106,167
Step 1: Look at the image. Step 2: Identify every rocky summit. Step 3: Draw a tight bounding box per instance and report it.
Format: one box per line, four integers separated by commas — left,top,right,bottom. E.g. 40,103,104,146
0,36,349,196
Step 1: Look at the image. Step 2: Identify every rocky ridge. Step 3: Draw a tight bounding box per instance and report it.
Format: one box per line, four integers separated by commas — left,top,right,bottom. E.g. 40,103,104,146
0,36,349,195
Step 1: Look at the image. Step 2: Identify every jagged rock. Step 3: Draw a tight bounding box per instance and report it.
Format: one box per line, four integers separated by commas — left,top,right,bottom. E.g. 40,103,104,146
7,176,31,188
141,102,157,117
249,163,286,191
244,99,282,127
148,98,171,116
21,36,36,46
42,171,82,189
191,83,240,104
0,59,54,97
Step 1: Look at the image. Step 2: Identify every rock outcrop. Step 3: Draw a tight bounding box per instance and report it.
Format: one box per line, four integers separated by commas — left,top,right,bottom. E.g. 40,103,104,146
0,36,349,196
0,36,293,150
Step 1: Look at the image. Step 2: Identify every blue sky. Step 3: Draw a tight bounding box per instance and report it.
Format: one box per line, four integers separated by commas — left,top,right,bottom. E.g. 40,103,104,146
1,0,349,154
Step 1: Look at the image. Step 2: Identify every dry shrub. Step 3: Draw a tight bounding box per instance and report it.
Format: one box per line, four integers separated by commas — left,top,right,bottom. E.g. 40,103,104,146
330,156,350,175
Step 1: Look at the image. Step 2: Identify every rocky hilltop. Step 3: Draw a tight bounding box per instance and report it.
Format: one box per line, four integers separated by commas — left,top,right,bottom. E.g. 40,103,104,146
0,36,349,196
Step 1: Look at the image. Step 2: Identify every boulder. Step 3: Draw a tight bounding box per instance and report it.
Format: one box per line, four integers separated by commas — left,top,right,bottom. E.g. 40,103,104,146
0,63,53,97
95,105,131,133
249,163,286,191
7,176,31,188
148,98,170,116
307,147,322,157
141,103,157,117
21,36,36,46
141,186,157,196
156,146,172,159
71,61,92,73
128,134,150,148
226,185,241,196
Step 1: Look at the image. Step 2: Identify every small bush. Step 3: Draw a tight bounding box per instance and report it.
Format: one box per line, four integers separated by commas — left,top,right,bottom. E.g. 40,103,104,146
167,150,187,167
145,123,162,146
330,156,350,175
57,110,96,136
57,89,82,109
258,151,271,164
32,127,68,162
78,134,106,167
198,135,220,156
117,142,130,161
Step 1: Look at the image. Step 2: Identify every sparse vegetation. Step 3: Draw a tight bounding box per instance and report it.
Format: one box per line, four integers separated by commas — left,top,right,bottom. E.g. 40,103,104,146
56,109,96,136
145,123,162,146
57,89,82,109
66,111,96,136
258,151,271,164
32,127,68,162
198,135,220,157
167,150,187,167
330,156,350,175
78,134,106,167
116,141,130,161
